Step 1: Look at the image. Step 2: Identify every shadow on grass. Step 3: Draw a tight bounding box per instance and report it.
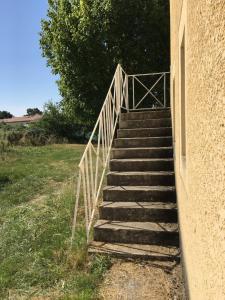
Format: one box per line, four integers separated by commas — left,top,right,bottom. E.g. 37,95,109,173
0,175,12,191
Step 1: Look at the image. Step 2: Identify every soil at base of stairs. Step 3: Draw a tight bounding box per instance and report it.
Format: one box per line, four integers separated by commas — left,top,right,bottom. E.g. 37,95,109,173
99,260,186,300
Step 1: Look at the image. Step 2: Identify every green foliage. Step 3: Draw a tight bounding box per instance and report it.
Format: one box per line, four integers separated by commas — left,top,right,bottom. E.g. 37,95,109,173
26,107,43,116
0,125,11,160
40,0,170,124
38,101,91,142
0,110,13,119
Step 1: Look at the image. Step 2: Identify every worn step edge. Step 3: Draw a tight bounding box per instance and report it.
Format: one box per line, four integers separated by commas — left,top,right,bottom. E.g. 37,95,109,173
88,241,180,261
110,158,174,171
99,201,177,222
117,127,172,138
103,185,176,202
120,111,171,121
111,147,173,159
103,185,176,192
94,220,178,233
94,220,179,246
120,119,172,129
100,201,177,209
114,137,172,148
107,171,175,186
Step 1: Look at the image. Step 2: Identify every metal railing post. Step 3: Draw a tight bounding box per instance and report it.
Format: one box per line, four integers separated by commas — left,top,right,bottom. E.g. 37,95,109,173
164,73,166,107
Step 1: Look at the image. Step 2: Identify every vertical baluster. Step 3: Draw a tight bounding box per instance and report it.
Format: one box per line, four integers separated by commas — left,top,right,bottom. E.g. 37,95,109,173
89,146,94,212
109,97,113,142
100,114,105,164
132,76,135,109
164,73,166,107
71,170,81,246
94,123,101,198
102,107,107,167
125,74,129,111
84,155,91,224
106,100,111,150
81,164,89,240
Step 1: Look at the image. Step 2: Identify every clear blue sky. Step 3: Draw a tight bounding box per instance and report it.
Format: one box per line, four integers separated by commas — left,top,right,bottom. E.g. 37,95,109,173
0,0,60,116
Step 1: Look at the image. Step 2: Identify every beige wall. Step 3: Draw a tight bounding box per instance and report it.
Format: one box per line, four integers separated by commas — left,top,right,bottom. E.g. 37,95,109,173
170,0,225,299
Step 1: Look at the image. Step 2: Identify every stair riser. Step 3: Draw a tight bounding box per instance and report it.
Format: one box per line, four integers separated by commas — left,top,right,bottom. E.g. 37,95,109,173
99,207,177,222
107,174,175,186
94,228,179,246
103,189,176,202
120,119,171,129
114,137,172,148
120,110,171,121
117,127,172,138
110,160,174,172
111,148,173,159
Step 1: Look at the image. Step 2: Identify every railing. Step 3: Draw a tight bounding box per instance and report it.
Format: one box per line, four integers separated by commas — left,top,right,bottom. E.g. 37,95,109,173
128,72,170,110
71,65,170,243
71,64,128,243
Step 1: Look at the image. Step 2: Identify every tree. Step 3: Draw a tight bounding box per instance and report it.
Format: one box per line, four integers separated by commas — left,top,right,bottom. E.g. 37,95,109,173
26,108,43,116
0,111,13,119
38,101,90,141
40,0,170,124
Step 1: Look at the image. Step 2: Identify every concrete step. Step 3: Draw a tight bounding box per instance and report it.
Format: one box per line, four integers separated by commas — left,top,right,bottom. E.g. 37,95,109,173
114,136,172,148
120,110,171,121
111,147,173,159
117,127,172,138
110,158,174,172
99,202,177,222
94,220,179,246
120,118,171,129
103,186,176,202
88,241,180,261
107,171,175,186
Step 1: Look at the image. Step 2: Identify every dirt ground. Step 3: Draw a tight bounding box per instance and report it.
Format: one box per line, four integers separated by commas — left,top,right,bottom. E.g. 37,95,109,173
99,260,186,300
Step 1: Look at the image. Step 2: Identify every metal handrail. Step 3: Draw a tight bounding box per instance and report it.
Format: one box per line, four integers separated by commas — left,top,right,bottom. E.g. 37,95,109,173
71,65,170,243
71,64,128,243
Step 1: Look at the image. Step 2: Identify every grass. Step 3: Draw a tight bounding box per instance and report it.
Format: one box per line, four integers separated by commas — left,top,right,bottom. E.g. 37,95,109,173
0,144,111,299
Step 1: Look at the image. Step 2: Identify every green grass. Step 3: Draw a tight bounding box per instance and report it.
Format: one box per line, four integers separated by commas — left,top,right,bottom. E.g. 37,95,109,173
0,144,111,299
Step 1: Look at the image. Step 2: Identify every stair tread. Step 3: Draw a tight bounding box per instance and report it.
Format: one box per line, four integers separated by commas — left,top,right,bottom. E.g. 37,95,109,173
112,146,173,150
100,201,177,209
119,126,172,131
110,158,174,162
89,241,179,260
125,108,170,111
115,136,172,140
103,185,176,191
121,117,171,122
94,220,178,232
107,171,175,175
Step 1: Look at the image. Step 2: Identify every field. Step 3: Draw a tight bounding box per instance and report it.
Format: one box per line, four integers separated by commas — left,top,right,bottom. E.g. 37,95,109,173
0,144,110,299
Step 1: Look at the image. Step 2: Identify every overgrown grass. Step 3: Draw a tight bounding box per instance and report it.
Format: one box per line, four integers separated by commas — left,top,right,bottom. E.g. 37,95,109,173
0,145,111,299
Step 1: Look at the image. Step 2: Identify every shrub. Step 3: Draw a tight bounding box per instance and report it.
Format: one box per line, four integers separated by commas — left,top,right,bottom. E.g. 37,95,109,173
37,102,91,143
7,131,24,145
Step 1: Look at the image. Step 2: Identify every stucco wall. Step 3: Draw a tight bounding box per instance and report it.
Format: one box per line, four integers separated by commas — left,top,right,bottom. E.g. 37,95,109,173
170,0,225,299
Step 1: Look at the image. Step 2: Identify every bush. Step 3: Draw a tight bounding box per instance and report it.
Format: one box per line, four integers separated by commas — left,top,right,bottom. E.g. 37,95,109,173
6,127,66,147
37,102,91,143
7,131,23,145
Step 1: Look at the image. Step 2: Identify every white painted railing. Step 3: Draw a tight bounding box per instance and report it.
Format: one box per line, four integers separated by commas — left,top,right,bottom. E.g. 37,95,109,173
71,65,170,243
71,64,128,243
128,72,170,110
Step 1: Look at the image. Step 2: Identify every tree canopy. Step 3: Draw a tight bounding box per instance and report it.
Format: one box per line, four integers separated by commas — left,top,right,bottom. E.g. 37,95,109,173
26,108,43,116
40,0,170,124
0,111,13,119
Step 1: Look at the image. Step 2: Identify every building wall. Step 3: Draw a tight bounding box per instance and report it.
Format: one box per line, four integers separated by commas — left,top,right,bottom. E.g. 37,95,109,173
170,0,225,299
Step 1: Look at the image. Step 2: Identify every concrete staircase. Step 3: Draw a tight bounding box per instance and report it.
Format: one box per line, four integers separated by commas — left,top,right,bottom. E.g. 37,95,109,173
89,108,179,261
